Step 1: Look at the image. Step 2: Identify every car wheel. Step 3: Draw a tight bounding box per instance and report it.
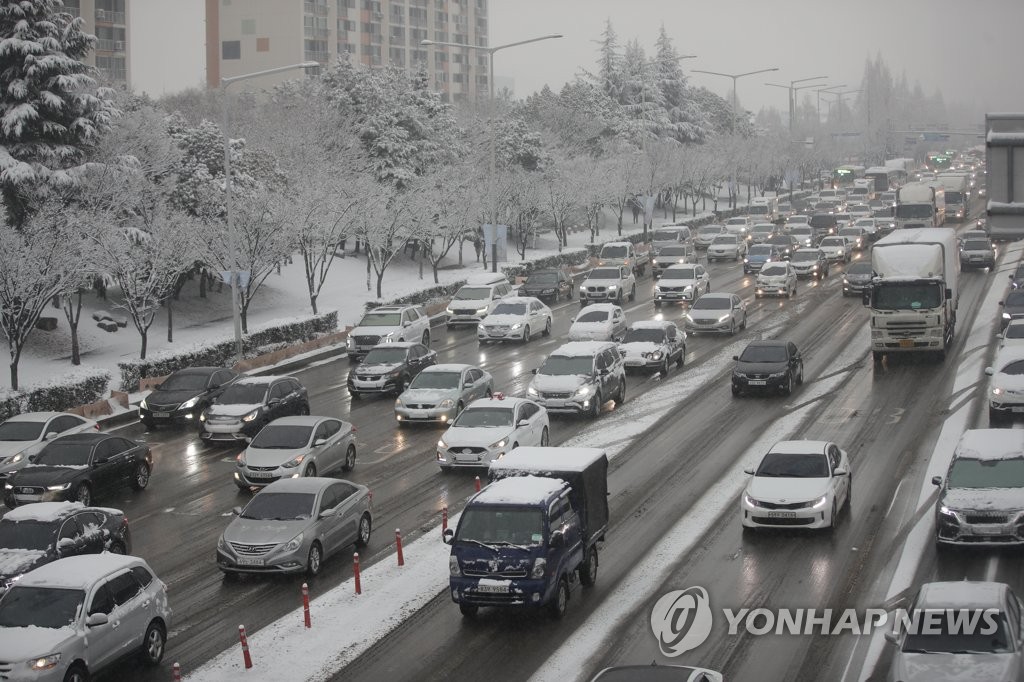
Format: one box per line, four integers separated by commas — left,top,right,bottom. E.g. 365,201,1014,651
543,318,552,336
629,284,636,302
306,542,323,577
589,392,602,419
731,384,741,397
342,444,357,472
540,426,550,446
579,547,598,587
108,540,127,554
304,462,317,477
522,325,530,342
830,500,838,530
549,577,569,619
783,372,794,396
796,364,805,385
659,358,669,378
351,391,362,401
741,313,747,330
616,378,626,404
460,603,479,618
130,461,151,491
846,477,853,510
140,620,166,666
485,387,493,398
63,664,89,682
355,512,372,548
75,483,91,506
676,348,685,368
421,331,430,346
142,418,156,430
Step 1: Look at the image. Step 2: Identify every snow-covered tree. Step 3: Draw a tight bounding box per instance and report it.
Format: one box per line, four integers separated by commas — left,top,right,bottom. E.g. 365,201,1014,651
594,19,623,101
653,26,705,143
356,185,421,299
0,0,119,227
418,165,482,282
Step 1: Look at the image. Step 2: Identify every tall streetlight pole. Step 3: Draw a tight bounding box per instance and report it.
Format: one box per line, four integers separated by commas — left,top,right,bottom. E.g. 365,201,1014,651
815,85,846,123
764,75,827,135
821,89,862,126
221,61,318,362
422,34,562,272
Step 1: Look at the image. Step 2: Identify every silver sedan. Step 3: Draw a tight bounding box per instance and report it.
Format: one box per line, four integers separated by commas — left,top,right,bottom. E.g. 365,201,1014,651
217,477,372,577
395,364,493,426
234,416,357,490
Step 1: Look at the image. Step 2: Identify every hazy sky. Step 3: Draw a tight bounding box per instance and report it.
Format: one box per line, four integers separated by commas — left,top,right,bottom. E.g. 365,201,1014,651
129,0,205,96
490,0,1024,119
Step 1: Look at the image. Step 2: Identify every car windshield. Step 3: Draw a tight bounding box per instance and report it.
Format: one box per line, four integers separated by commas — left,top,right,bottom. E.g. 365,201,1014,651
749,246,773,256
740,345,789,363
712,236,736,245
999,360,1024,376
791,251,819,263
791,227,812,236
662,268,695,279
846,262,873,275
241,492,316,521
658,246,689,257
653,230,681,241
0,586,84,628
692,297,730,311
357,311,402,326
623,328,665,343
409,371,461,389
602,246,629,258
219,383,268,405
589,268,620,280
809,215,837,228
159,372,210,391
854,220,875,227
527,272,557,283
753,226,774,234
0,421,44,441
699,226,722,236
37,442,93,466
839,229,861,238
872,284,943,310
788,217,809,225
362,348,408,364
454,287,492,300
576,311,610,323
948,457,1024,488
1005,323,1024,340
901,612,1013,654
455,507,545,547
820,238,844,247
540,355,594,376
756,452,829,478
895,205,934,219
0,519,54,551
727,218,747,225
963,240,990,250
452,407,514,428
491,302,526,316
249,425,312,449
761,265,788,276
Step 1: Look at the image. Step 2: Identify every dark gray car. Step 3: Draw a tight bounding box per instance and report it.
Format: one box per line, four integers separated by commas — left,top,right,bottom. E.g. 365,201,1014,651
1000,290,1024,331
842,261,874,296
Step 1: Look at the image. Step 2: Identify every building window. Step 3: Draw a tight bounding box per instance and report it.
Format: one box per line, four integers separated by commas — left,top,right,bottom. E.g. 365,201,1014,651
389,47,405,66
241,19,256,34
434,52,448,67
411,49,427,64
339,19,355,31
362,0,380,10
409,7,427,24
337,0,355,8
256,37,270,52
410,28,427,43
435,11,447,24
390,5,405,24
476,0,486,11
453,73,464,84
434,30,447,42
453,33,467,44
390,26,405,41
222,40,241,60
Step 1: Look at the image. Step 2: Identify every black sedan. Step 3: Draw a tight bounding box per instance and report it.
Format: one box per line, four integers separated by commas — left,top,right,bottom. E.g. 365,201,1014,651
348,342,437,398
1001,290,1024,331
731,340,804,397
139,366,239,428
0,502,131,594
3,433,152,508
765,234,800,260
519,269,573,302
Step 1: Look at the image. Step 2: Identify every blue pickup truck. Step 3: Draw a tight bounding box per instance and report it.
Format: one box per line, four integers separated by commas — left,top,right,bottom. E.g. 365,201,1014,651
443,447,609,618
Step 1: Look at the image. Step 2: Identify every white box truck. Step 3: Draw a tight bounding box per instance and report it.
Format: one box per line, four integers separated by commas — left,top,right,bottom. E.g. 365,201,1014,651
894,181,946,229
986,113,1024,241
865,228,959,361
936,172,971,221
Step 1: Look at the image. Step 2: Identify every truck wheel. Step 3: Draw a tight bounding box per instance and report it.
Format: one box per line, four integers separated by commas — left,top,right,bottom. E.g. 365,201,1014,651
580,547,598,587
549,577,569,619
460,604,479,618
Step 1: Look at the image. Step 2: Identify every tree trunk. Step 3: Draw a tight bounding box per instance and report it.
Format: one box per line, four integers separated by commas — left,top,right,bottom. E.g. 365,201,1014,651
458,240,464,267
139,330,148,360
63,290,83,366
365,253,371,292
432,262,440,285
310,293,319,315
376,270,385,299
199,270,207,298
418,255,424,280
167,301,173,343
9,359,18,392
69,321,80,366
240,301,249,334
617,206,623,231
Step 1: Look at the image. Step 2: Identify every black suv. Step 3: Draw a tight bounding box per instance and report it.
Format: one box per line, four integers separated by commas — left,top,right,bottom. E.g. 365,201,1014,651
139,366,239,429
0,503,131,594
3,434,152,507
765,235,800,260
347,342,438,398
732,340,804,397
199,376,310,444
808,213,839,241
519,269,573,302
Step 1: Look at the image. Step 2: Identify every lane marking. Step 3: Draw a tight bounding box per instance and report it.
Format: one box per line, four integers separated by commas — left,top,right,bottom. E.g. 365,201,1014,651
885,480,904,518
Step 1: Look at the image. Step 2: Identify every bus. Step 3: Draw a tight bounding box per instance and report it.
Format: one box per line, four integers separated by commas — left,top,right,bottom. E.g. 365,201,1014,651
864,166,907,193
832,165,866,189
925,152,953,173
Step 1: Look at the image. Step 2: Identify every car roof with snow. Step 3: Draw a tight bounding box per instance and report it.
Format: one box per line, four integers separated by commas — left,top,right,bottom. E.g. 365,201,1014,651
366,305,417,313
993,345,1024,368
472,475,567,506
954,429,1024,461
500,296,543,306
663,264,697,272
914,581,1010,611
579,303,621,313
551,341,617,357
18,553,149,590
4,412,72,422
1,502,121,523
490,447,607,475
601,241,630,247
421,363,474,373
628,320,674,331
767,440,830,455
464,395,533,409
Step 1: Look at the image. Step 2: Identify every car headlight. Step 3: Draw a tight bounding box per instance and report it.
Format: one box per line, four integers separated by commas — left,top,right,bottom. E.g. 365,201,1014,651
217,535,227,551
531,557,547,579
993,387,1004,396
811,495,828,509
651,259,658,265
717,314,731,323
241,410,259,422
395,398,403,407
510,323,522,330
684,314,694,323
654,286,661,293
347,337,355,348
139,397,148,409
7,452,25,465
579,285,586,292
445,308,453,315
527,385,539,396
3,483,12,490
199,412,206,422
1003,313,1012,320
476,307,488,314
28,654,60,671
282,454,306,469
489,438,508,450
768,371,786,378
938,505,957,517
843,278,849,284
46,483,72,491
438,399,455,409
389,369,403,378
575,383,596,397
437,439,448,449
449,556,461,576
282,532,304,552
743,493,762,508
607,285,617,290
179,396,200,410
236,451,246,466
642,351,663,360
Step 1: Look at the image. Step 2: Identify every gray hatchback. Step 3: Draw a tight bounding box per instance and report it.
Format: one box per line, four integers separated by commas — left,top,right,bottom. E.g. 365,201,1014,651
234,416,357,490
217,477,371,577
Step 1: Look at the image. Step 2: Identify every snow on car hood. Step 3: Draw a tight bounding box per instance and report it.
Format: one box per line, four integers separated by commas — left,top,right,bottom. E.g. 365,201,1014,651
0,548,48,579
352,362,402,376
531,374,589,392
350,324,400,337
0,442,31,459
659,278,697,287
620,342,662,358
224,518,309,546
569,322,612,339
992,373,1024,393
442,426,512,448
894,651,1017,682
942,487,1024,512
207,403,263,418
399,388,457,404
0,625,78,661
147,388,204,406
480,314,526,327
747,476,830,504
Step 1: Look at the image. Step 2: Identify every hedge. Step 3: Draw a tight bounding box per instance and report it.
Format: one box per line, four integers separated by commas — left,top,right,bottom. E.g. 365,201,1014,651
501,248,590,279
117,311,339,392
0,370,111,422
364,280,469,313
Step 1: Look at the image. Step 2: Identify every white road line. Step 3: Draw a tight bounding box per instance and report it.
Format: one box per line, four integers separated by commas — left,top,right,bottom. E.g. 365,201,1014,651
885,480,904,518
984,555,999,582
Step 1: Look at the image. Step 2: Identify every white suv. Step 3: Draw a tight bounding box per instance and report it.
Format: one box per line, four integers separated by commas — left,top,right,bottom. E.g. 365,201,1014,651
446,281,514,326
347,305,431,361
0,553,171,681
527,341,627,418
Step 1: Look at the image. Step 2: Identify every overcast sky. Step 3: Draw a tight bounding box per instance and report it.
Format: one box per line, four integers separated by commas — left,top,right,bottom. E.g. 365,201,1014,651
490,0,1024,119
129,0,205,97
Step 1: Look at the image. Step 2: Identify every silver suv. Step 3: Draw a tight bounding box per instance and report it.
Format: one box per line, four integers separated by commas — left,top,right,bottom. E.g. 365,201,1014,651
0,554,171,681
346,305,431,361
527,341,626,418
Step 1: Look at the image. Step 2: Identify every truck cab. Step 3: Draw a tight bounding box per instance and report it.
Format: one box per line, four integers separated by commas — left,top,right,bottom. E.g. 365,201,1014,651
598,241,648,277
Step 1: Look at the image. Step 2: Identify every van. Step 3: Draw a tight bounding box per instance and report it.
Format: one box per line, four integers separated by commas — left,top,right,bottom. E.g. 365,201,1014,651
747,196,779,223
446,280,514,326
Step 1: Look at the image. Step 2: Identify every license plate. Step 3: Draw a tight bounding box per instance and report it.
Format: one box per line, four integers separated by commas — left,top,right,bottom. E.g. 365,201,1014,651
767,511,797,518
1012,407,1024,413
236,557,264,567
748,380,767,386
246,470,276,478
969,525,1007,536
476,583,509,593
152,411,171,418
899,339,914,348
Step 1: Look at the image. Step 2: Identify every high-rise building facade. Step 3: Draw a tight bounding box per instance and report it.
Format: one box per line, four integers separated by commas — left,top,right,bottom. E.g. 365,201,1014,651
66,0,130,87
205,0,489,102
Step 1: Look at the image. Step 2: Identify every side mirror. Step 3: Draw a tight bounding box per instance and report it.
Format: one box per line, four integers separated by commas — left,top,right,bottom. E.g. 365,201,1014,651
27,454,37,464
549,531,565,548
833,468,848,476
319,507,337,519
93,457,109,465
313,438,327,447
209,383,221,390
945,288,952,301
517,419,530,428
732,355,739,361
442,528,455,545
985,367,994,376
268,399,281,407
931,475,943,486
231,506,243,516
43,431,58,441
531,368,538,374
743,467,754,475
86,613,109,628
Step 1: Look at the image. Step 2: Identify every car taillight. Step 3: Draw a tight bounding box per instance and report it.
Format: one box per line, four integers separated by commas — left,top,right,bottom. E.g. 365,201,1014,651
94,424,100,431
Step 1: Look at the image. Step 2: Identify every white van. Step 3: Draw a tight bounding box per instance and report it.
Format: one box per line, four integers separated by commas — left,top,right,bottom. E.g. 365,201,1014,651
747,197,779,223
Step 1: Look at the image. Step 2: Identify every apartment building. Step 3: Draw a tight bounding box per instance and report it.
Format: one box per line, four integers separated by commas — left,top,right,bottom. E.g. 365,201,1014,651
66,0,130,87
205,0,489,102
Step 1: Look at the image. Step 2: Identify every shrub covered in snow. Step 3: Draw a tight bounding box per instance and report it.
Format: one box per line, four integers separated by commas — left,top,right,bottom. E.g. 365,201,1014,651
501,248,590,279
364,280,468,313
0,370,111,422
117,311,339,391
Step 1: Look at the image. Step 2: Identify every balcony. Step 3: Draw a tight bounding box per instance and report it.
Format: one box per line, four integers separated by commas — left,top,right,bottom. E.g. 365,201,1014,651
94,9,126,24
304,50,330,63
303,2,329,16
98,67,127,82
304,27,329,38
95,39,126,52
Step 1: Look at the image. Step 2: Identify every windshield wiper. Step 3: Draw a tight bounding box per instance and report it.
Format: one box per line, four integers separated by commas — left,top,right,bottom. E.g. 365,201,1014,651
456,538,500,550
489,541,534,551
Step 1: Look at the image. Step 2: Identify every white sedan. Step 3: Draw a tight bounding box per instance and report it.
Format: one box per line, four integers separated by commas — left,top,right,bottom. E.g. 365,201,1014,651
818,236,853,263
436,396,549,471
0,412,98,481
477,297,552,343
568,303,627,342
741,440,852,531
707,235,748,262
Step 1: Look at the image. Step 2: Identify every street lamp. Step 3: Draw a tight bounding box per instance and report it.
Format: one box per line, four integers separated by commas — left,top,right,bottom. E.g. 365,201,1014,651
820,89,862,125
691,67,779,133
764,75,827,135
221,61,318,362
814,85,847,123
422,34,563,272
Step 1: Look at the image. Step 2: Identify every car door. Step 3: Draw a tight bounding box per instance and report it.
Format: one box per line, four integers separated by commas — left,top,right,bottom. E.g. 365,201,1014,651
89,440,120,497
788,342,802,378
600,349,619,396
516,402,540,444
267,382,290,419
327,482,361,551
666,324,682,361
315,486,346,555
827,445,848,504
559,271,571,297
461,368,479,403
611,308,626,340
110,437,144,491
74,511,109,554
106,569,149,652
84,581,122,670
56,516,85,558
